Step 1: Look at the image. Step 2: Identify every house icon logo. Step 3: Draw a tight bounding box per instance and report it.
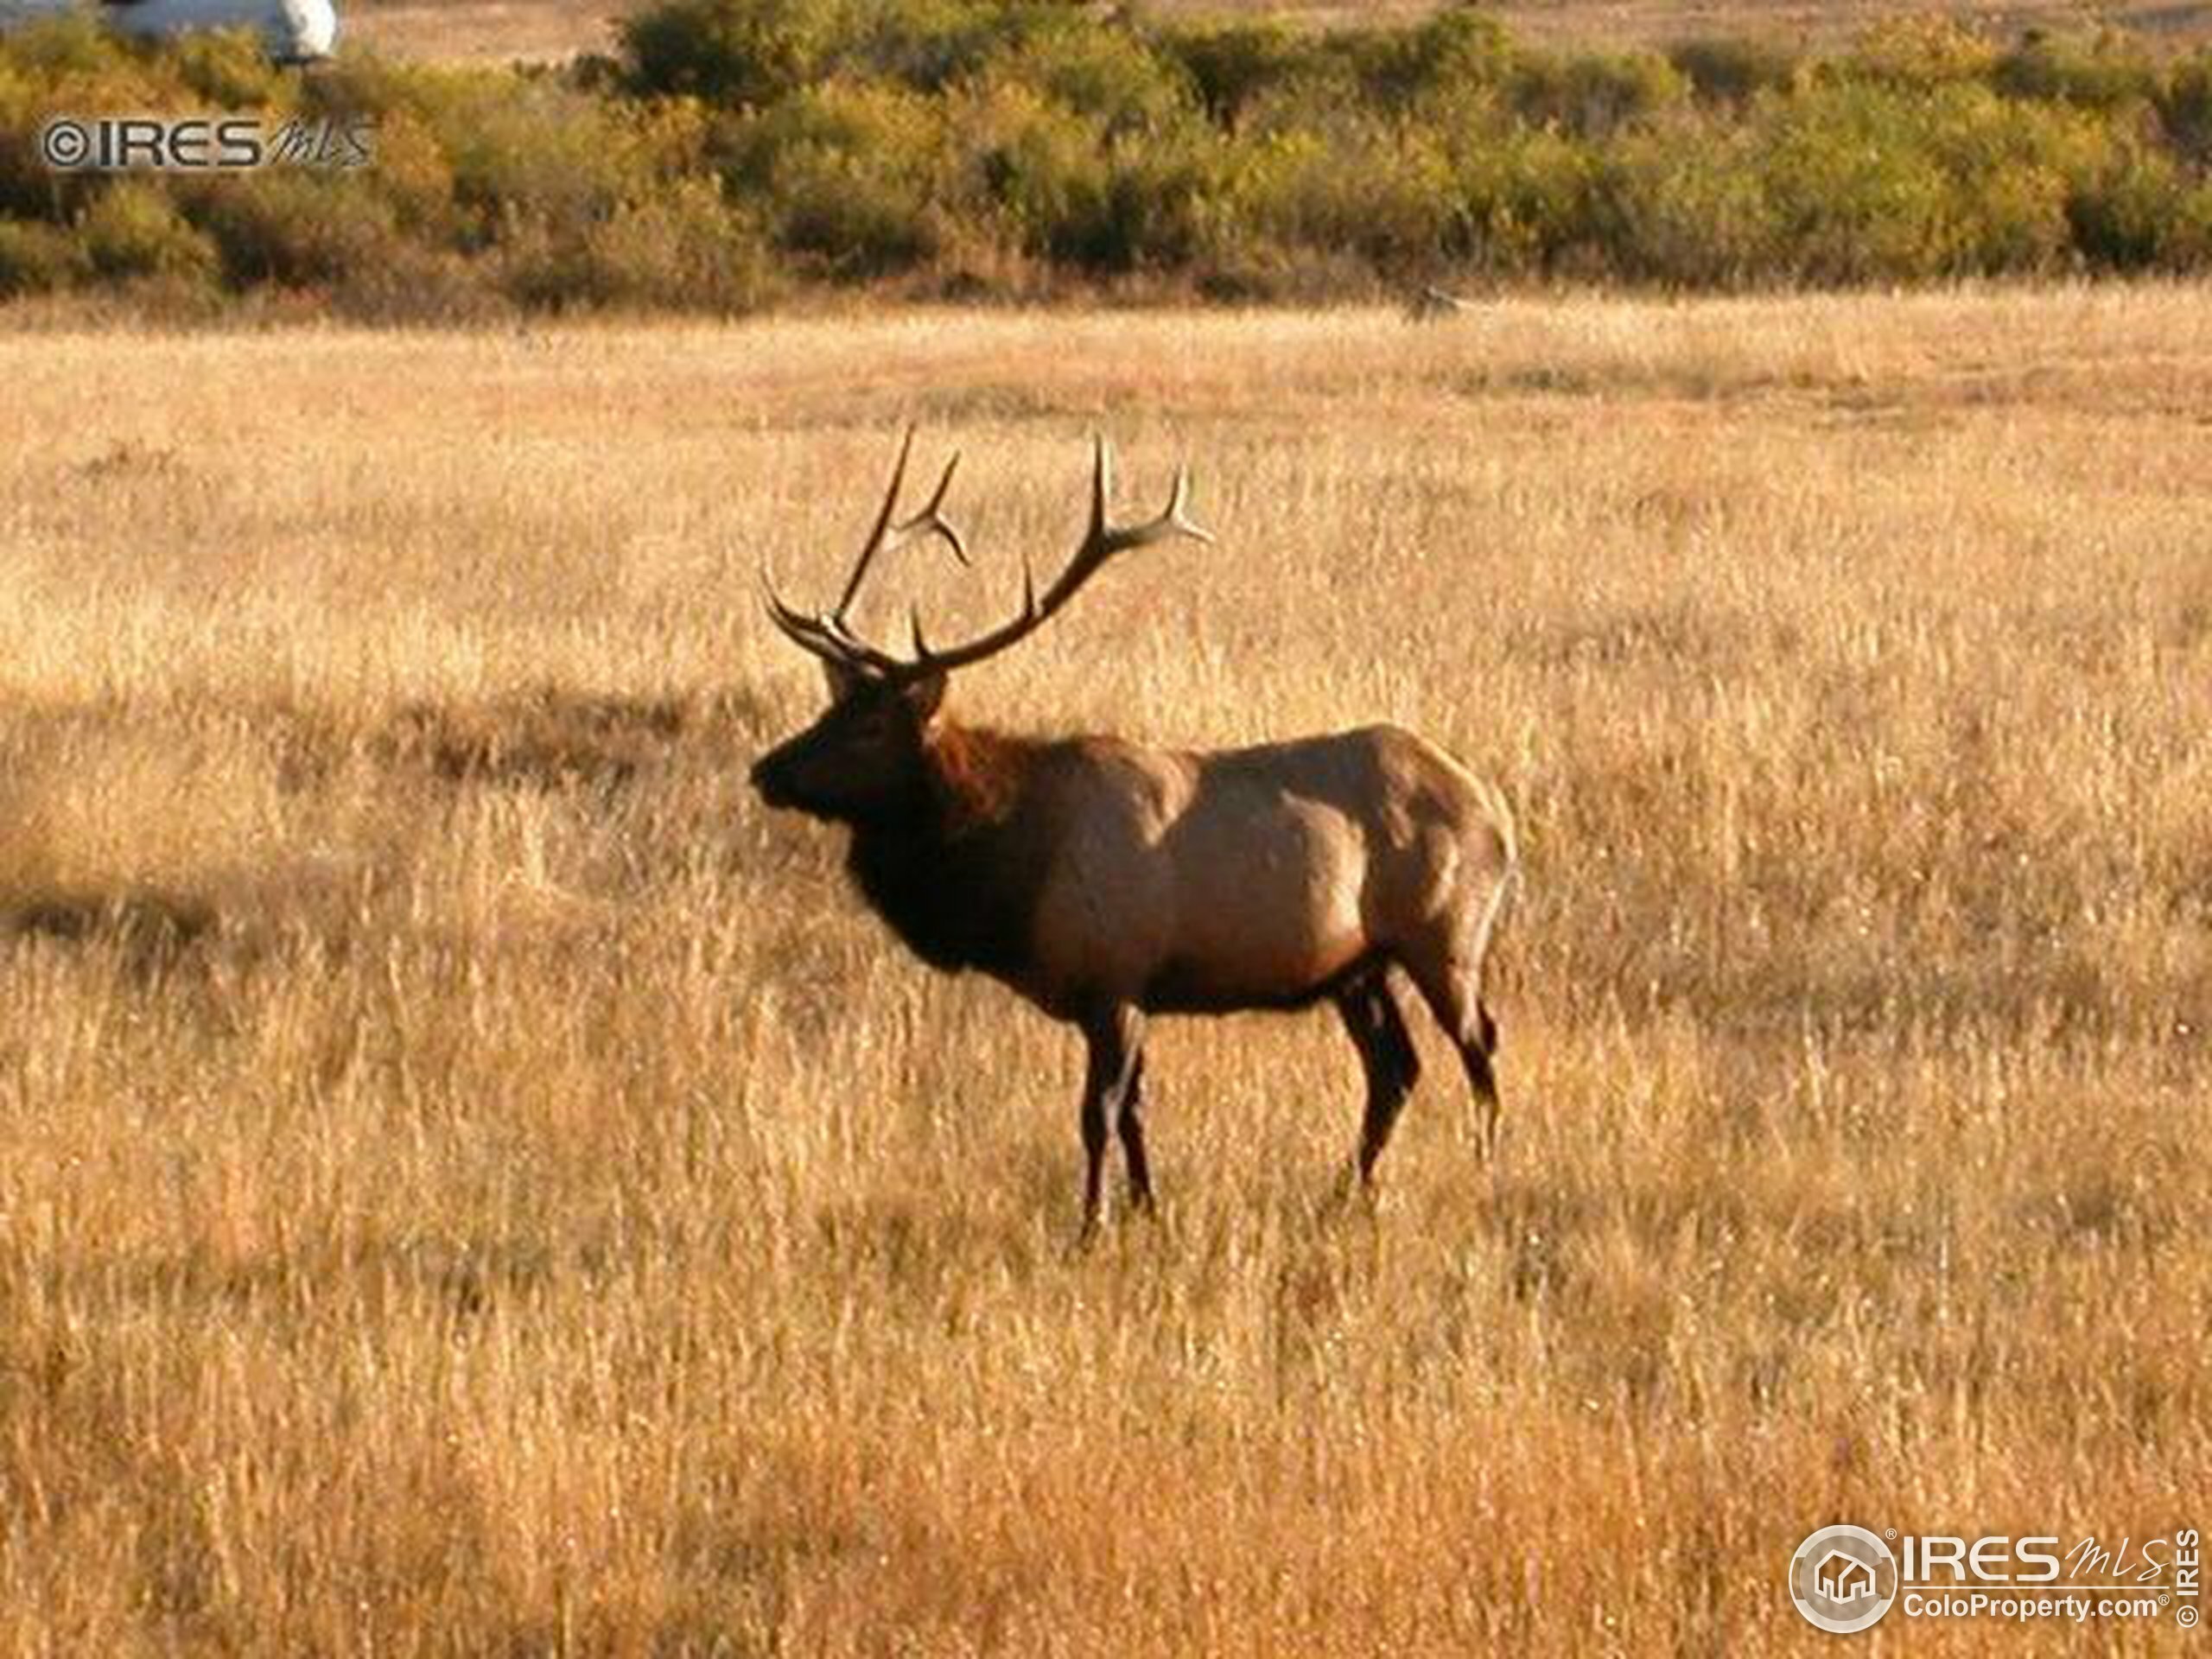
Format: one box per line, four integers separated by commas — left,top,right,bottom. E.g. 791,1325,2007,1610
1816,1551,1877,1601
1790,1524,1898,1634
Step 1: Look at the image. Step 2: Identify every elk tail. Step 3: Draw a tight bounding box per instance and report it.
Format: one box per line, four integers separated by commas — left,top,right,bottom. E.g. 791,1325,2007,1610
1466,782,1520,1007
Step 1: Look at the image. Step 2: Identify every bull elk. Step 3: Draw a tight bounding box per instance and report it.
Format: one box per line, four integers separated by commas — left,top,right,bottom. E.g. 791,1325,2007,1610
750,432,1518,1238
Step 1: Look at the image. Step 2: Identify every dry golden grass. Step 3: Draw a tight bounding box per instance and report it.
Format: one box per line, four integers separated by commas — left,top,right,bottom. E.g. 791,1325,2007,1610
0,289,2206,1654
338,0,2212,63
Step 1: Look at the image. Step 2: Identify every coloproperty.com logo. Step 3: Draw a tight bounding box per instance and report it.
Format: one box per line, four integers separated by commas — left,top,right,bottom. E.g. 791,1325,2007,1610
1789,1522,2202,1635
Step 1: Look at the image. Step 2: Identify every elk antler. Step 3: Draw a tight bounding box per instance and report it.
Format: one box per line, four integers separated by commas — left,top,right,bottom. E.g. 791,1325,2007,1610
763,427,969,672
830,425,969,624
892,435,1212,677
766,434,1212,683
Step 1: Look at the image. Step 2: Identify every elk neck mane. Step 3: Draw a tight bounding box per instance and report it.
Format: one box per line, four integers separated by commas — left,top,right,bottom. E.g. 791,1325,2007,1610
842,715,1053,982
925,719,1039,835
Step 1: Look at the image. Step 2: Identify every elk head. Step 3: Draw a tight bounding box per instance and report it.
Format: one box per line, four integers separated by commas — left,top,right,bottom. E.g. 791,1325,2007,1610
750,430,1211,823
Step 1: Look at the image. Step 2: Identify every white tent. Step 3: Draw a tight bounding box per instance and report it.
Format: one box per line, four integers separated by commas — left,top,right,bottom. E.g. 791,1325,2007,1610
0,0,338,62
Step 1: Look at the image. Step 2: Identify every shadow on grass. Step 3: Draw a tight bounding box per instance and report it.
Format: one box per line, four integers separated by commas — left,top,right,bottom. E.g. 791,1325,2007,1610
373,684,773,791
1,887,221,974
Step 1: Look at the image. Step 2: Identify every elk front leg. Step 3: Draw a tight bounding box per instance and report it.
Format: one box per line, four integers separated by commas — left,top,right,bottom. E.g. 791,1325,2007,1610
1077,1004,1145,1242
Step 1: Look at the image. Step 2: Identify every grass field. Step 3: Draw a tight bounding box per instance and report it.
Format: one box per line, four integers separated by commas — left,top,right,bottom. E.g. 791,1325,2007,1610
0,288,2206,1652
340,0,2212,62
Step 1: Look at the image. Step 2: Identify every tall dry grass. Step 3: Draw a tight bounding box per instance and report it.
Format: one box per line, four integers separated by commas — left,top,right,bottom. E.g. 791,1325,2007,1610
0,288,2205,1654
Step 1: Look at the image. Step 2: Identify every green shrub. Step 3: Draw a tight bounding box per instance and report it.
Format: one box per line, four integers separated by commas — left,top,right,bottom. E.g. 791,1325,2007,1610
1605,117,1777,285
180,169,403,286
1225,54,1378,144
0,61,57,219
1993,32,2158,112
933,26,1212,271
0,19,181,219
2066,143,2194,269
1226,121,1452,273
1510,48,1688,138
1437,112,1604,274
327,242,503,322
2158,49,2212,162
1751,79,2099,281
1088,130,1217,271
2161,181,2212,266
0,214,86,296
973,109,1215,275
1835,17,1999,90
724,79,945,273
431,75,652,240
1753,81,1953,280
0,12,137,82
78,181,218,283
341,106,460,237
1665,36,1798,106
169,26,289,109
620,0,853,106
844,0,1065,93
1154,21,1312,126
1343,10,1518,113
1915,83,2105,272
949,75,1104,260
982,21,1187,136
296,51,454,123
505,176,772,310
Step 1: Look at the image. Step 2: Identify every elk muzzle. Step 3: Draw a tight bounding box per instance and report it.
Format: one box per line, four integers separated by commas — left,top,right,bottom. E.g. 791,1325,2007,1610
748,743,802,810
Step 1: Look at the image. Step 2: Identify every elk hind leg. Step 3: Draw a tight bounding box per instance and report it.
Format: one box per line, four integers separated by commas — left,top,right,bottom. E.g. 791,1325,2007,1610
1116,1049,1155,1215
1335,971,1422,1185
1077,1005,1145,1242
1403,947,1503,1160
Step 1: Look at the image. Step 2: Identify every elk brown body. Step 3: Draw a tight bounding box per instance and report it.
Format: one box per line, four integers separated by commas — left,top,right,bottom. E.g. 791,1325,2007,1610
751,434,1518,1238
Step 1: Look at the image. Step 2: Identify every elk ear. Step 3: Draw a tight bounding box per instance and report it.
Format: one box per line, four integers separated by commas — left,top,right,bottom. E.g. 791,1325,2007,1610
820,659,868,703
901,671,948,723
